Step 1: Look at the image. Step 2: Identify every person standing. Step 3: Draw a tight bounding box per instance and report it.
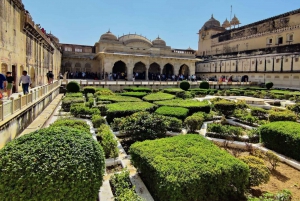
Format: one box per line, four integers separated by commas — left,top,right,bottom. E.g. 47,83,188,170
6,72,14,99
0,73,7,100
19,70,31,95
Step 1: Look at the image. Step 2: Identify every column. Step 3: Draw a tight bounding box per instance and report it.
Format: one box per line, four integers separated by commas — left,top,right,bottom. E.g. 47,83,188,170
146,66,149,80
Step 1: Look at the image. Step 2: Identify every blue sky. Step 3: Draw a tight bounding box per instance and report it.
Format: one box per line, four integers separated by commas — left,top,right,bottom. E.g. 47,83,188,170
22,0,299,50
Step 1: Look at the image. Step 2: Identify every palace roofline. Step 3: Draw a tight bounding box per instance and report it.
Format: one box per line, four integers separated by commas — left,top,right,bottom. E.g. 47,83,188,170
211,8,300,38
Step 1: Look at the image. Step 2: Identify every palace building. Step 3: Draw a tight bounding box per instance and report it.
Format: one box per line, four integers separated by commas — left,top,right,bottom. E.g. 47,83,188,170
0,0,62,91
61,32,197,80
196,9,300,88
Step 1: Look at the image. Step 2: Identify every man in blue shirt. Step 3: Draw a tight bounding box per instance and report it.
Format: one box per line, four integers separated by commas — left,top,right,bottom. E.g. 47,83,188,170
0,73,7,100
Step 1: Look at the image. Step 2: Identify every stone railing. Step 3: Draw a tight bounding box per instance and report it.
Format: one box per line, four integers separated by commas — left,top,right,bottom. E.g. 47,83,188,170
61,79,250,87
0,81,60,122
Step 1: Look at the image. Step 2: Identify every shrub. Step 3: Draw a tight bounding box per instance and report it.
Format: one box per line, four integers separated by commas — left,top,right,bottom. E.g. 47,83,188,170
240,156,270,187
155,106,189,120
268,110,297,122
120,92,147,98
244,91,255,96
50,118,90,133
164,116,182,132
83,86,96,94
193,111,214,121
95,88,114,96
66,81,80,93
70,104,100,117
96,95,142,103
247,189,292,201
92,114,106,128
175,91,193,99
199,81,209,89
163,88,184,94
236,100,249,109
65,92,84,97
265,151,280,170
214,99,237,117
106,102,156,123
118,112,167,141
266,82,274,90
110,170,143,201
123,87,151,92
154,99,211,113
184,114,204,132
143,92,175,102
251,107,268,119
97,124,118,159
179,81,190,91
0,126,105,201
287,103,300,115
260,121,300,161
207,123,243,137
130,135,249,201
85,98,94,108
61,96,85,111
94,104,107,116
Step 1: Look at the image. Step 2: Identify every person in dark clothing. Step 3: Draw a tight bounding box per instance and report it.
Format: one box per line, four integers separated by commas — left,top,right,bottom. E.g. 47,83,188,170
6,72,14,99
47,71,54,84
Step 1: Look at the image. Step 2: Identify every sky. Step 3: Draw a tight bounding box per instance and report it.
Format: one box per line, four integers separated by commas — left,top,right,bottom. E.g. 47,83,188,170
22,0,299,50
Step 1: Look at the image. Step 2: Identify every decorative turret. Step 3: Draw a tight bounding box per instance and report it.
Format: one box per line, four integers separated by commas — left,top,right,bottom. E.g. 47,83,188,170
230,14,241,28
222,18,231,29
152,36,166,47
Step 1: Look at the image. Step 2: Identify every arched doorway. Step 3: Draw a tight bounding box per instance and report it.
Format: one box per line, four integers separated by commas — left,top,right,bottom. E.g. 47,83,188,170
65,62,71,73
148,63,160,80
112,61,127,80
133,62,146,80
179,64,190,77
85,63,91,72
163,63,174,80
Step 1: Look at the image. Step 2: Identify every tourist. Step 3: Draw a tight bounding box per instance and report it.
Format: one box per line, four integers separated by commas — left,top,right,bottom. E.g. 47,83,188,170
19,70,31,95
6,72,14,99
47,71,54,84
132,73,135,82
0,73,7,100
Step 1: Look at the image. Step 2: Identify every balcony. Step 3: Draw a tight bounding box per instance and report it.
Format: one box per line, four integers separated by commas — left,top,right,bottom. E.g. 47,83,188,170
24,14,54,53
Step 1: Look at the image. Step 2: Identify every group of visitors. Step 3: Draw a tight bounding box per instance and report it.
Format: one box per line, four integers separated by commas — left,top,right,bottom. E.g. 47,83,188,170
66,71,100,80
0,71,31,100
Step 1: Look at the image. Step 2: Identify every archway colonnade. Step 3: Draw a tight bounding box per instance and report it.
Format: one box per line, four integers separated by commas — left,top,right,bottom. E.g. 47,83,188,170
99,54,196,81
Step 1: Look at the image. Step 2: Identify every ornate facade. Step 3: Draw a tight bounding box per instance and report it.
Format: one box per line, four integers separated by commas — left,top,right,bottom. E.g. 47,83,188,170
61,31,197,80
0,0,62,91
196,9,300,88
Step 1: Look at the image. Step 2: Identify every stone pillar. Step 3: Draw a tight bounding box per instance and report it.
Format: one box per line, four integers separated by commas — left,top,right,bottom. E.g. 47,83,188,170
146,66,149,80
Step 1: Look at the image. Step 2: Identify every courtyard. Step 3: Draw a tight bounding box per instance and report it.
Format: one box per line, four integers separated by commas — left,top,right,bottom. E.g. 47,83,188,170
1,80,300,200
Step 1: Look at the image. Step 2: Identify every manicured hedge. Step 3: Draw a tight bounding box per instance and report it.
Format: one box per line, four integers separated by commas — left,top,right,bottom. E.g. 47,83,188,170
154,99,211,113
106,102,156,123
92,114,106,128
70,103,100,117
268,110,297,122
120,92,147,98
96,95,142,103
110,170,143,201
66,81,80,93
61,96,85,112
163,88,184,94
213,99,236,117
123,87,151,92
0,126,105,201
260,121,300,161
83,86,96,94
130,135,249,201
97,124,118,159
94,88,114,96
179,81,190,91
50,118,90,133
65,92,84,97
155,106,189,120
164,116,182,132
143,92,175,102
